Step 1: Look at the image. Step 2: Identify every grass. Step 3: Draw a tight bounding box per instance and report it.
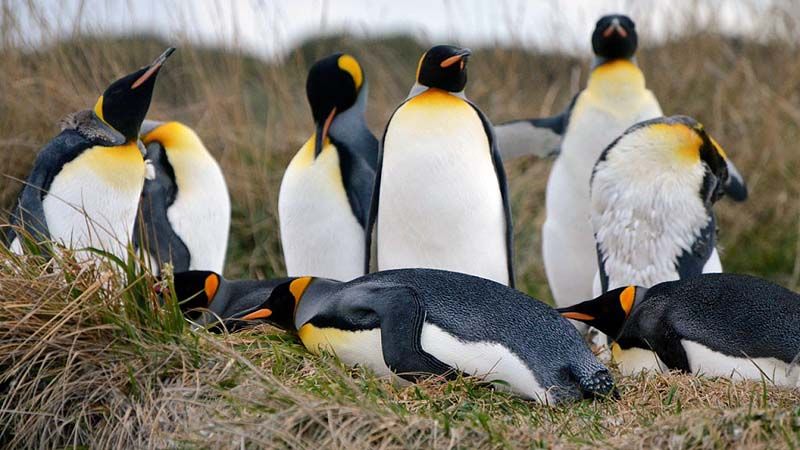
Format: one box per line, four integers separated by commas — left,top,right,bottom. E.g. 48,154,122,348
3,2,800,448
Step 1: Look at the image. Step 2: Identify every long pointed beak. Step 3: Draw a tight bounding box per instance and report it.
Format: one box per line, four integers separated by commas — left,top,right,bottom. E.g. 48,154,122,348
314,107,337,157
132,47,176,89
440,49,472,68
724,159,748,201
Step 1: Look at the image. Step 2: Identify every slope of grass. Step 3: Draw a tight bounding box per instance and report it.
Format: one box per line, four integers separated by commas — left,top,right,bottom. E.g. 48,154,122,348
3,5,800,448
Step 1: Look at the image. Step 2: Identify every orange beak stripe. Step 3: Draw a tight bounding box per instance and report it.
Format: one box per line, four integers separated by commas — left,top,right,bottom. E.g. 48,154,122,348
440,54,464,68
561,311,595,321
321,107,337,144
242,308,273,321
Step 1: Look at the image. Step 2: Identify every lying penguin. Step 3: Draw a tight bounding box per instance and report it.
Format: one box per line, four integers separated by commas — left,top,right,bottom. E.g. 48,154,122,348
170,268,616,404
559,273,800,386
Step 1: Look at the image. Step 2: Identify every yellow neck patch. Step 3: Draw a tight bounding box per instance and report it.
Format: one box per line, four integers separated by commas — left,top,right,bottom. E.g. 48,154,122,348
289,277,313,305
709,135,728,160
142,121,201,150
586,59,646,95
619,286,636,316
93,95,108,123
204,274,219,303
338,54,363,90
642,123,703,164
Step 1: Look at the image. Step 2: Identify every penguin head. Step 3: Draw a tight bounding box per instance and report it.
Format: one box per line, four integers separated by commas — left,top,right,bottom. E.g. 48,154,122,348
170,270,222,323
93,47,175,142
306,53,364,155
557,286,644,340
416,45,471,93
237,277,314,331
592,14,637,61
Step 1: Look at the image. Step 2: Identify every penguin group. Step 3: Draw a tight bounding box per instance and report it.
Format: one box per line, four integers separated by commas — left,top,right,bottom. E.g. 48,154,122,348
4,13,800,405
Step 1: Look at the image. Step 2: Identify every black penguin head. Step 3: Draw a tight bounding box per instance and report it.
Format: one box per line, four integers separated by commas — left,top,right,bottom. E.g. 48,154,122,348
691,120,734,204
170,270,221,322
237,277,314,331
306,53,364,156
416,45,471,92
557,286,643,340
94,47,175,142
592,14,637,60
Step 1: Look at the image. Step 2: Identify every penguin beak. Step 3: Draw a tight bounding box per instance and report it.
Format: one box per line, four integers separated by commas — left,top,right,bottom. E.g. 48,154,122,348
440,49,472,68
602,19,628,38
560,311,595,321
723,159,748,201
132,47,176,89
241,308,273,321
314,107,337,157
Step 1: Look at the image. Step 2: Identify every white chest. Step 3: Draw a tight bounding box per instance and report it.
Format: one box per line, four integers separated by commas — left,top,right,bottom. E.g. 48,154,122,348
682,340,799,387
166,149,230,273
377,90,508,285
298,324,397,380
42,144,144,262
279,139,364,281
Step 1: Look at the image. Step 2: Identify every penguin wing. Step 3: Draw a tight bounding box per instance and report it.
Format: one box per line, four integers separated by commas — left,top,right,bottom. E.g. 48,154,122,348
11,130,94,244
468,102,516,288
675,214,717,280
334,139,376,228
723,158,748,202
134,141,191,272
493,93,577,161
341,281,455,380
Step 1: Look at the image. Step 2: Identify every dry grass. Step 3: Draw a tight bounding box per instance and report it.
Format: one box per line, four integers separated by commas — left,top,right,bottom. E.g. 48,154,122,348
3,2,800,448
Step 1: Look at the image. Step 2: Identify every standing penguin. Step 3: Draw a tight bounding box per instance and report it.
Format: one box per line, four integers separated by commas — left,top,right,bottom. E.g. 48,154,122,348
366,45,514,286
278,53,377,281
173,268,616,403
134,120,230,274
9,48,175,261
591,116,745,295
493,15,746,309
558,274,800,385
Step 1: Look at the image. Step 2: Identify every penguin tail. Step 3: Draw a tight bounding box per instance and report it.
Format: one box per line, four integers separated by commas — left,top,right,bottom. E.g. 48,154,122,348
575,366,618,400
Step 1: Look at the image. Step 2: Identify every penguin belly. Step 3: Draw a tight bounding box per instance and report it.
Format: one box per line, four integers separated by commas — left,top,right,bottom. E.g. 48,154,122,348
611,343,668,376
279,139,365,281
420,322,551,401
42,144,145,262
543,93,661,307
682,340,799,386
298,323,396,379
166,150,230,273
377,90,508,285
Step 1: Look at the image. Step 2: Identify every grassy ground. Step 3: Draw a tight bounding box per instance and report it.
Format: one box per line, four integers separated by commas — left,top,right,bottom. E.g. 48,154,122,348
3,10,800,449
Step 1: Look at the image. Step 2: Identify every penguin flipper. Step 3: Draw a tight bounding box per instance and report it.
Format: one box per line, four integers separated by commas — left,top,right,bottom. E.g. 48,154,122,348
346,281,454,380
723,158,748,202
469,102,516,288
675,214,716,280
494,93,577,161
134,141,191,272
334,139,375,229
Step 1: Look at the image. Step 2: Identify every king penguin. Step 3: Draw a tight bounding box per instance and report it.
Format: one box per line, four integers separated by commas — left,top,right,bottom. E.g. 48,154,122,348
9,48,175,261
494,15,746,310
366,45,514,286
558,274,800,386
134,120,230,274
591,116,746,296
278,53,377,281
172,268,616,403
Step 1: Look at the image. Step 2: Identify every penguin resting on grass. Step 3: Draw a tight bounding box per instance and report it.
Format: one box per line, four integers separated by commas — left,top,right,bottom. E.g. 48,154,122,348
366,45,514,286
171,268,616,404
8,48,175,261
559,273,800,386
134,120,230,274
591,115,745,295
279,53,377,280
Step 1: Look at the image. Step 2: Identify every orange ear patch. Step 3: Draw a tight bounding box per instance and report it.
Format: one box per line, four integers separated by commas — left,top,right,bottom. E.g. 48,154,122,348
619,286,636,316
289,277,313,305
204,274,219,304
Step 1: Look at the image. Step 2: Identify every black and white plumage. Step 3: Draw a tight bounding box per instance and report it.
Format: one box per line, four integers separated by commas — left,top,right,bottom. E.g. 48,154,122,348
560,274,800,386
365,45,514,286
134,120,230,274
173,268,616,404
591,116,741,295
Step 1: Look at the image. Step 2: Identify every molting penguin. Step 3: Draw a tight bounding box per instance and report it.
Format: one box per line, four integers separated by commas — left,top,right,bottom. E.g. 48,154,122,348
366,45,514,286
9,48,175,261
173,268,616,403
558,274,800,386
591,115,745,295
278,53,377,280
134,120,230,274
